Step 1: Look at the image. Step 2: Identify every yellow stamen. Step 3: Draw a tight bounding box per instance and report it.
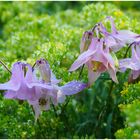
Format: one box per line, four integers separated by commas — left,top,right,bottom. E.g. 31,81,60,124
92,61,101,72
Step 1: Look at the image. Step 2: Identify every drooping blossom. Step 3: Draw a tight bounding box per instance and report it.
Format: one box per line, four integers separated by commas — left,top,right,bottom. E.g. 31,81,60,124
119,40,140,80
69,16,139,86
80,31,93,53
0,59,87,119
97,17,138,52
28,59,87,119
0,62,52,100
69,37,119,86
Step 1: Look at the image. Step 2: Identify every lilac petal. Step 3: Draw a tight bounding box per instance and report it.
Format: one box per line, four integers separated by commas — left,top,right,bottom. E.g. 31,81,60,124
51,71,61,84
131,46,140,62
69,38,99,72
132,70,140,80
69,50,96,71
25,64,53,90
15,84,35,100
135,45,140,58
87,61,101,86
37,59,51,83
107,66,118,83
99,22,110,36
0,62,23,91
27,82,53,90
105,36,123,52
4,90,16,99
60,81,87,95
116,30,138,44
88,68,101,86
119,58,140,71
106,16,118,34
28,100,41,120
80,31,93,53
57,90,66,103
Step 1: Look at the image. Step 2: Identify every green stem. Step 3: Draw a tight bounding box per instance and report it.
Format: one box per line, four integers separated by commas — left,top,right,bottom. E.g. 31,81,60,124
0,60,11,74
78,64,85,80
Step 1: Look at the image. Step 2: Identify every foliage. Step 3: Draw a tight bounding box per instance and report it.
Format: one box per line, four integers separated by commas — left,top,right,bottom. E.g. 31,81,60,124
115,82,140,139
0,1,140,139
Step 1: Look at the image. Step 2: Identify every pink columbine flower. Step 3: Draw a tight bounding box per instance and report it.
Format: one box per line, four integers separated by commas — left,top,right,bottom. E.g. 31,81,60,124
69,37,119,86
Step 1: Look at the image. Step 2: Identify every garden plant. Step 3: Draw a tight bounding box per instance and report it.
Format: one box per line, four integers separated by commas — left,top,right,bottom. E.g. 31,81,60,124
0,1,140,139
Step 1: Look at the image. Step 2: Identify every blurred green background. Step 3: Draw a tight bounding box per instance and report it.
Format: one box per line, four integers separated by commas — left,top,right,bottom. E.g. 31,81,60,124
0,1,140,139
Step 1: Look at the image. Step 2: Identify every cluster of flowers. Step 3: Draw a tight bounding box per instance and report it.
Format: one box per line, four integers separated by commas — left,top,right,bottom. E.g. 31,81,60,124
0,16,140,119
0,59,87,119
70,16,140,86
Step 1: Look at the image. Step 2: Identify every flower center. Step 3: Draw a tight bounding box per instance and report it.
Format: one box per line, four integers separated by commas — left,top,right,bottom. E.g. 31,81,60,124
92,61,101,72
39,98,48,106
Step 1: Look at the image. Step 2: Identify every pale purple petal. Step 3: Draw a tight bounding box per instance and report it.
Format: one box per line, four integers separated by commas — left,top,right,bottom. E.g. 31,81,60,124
36,59,51,83
69,50,96,71
132,70,140,80
57,90,66,103
116,30,138,44
4,90,16,99
25,64,53,90
119,58,140,71
80,31,93,53
106,16,118,34
86,61,102,86
60,81,87,95
51,71,61,84
0,62,23,91
107,66,118,83
88,68,101,86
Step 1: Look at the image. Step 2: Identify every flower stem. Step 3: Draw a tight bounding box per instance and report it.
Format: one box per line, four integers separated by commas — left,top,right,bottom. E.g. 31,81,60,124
0,60,12,74
32,62,36,71
78,64,85,80
123,42,134,58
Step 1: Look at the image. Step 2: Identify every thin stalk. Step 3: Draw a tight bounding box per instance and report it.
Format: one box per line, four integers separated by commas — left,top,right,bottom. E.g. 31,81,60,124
32,62,36,71
78,64,85,80
0,60,12,74
91,24,98,32
123,42,135,58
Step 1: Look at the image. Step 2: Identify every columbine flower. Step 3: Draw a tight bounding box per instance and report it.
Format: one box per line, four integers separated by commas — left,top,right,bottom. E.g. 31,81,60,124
97,16,138,52
0,62,53,100
80,31,93,53
28,59,87,119
69,37,119,86
119,41,140,80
